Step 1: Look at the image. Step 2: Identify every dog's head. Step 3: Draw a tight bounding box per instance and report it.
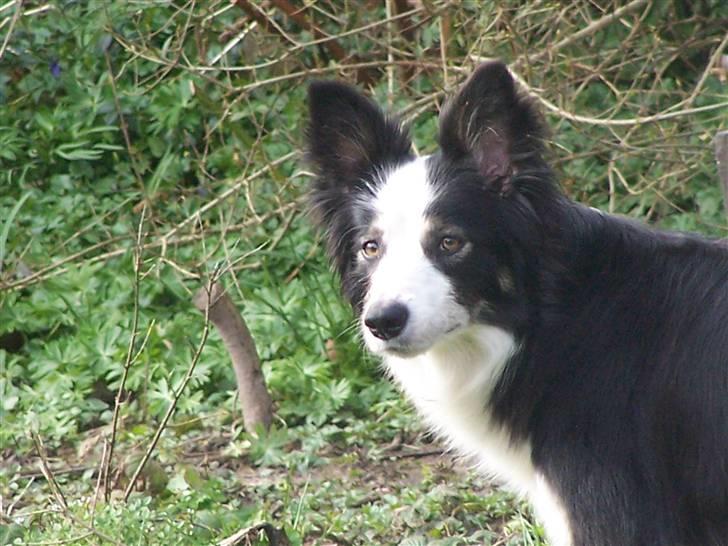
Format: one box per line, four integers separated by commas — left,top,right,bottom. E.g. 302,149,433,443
307,62,555,357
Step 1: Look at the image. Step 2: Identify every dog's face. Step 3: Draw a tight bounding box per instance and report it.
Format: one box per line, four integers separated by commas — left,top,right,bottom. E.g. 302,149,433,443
307,62,550,357
351,155,472,356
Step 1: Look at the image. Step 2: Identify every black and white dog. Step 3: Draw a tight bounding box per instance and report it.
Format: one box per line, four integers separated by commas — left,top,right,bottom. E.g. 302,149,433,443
305,61,728,546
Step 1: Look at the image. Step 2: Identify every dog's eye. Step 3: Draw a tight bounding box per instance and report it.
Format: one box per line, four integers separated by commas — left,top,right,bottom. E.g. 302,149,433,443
440,236,463,254
362,240,381,259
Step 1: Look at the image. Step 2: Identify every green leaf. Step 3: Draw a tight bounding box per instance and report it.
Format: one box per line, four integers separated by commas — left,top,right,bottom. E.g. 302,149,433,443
0,191,32,274
54,142,104,161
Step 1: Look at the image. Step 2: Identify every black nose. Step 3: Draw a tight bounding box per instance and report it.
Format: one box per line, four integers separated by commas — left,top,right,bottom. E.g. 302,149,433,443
364,303,409,341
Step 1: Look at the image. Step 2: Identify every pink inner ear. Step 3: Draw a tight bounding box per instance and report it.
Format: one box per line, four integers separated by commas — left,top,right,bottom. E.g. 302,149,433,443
478,129,511,179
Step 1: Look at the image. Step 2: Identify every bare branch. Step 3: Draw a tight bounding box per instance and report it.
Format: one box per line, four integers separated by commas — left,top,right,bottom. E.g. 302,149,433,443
524,0,651,64
103,206,146,501
218,522,290,546
193,282,273,433
0,0,22,60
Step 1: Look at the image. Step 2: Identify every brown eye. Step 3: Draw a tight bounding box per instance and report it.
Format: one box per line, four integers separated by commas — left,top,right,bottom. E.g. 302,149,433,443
362,240,380,259
440,236,463,254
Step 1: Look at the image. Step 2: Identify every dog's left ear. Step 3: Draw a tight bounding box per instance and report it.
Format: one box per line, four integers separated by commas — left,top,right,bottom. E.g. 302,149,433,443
438,62,546,194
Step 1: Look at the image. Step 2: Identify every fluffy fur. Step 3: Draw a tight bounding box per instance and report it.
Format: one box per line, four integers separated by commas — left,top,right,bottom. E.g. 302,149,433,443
306,61,728,546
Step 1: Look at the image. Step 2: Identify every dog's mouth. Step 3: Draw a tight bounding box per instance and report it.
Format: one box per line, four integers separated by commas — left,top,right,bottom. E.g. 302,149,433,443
382,343,423,358
364,334,425,359
369,322,467,359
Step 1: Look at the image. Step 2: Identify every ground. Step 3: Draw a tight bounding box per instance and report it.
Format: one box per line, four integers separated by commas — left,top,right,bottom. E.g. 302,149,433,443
3,416,544,545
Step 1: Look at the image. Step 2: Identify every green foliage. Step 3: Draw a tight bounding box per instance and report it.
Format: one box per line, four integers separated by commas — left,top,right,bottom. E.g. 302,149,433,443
1,0,726,544
18,473,261,545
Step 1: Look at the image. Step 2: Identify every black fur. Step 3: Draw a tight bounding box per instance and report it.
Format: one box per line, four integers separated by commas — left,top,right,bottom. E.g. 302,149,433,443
306,61,728,545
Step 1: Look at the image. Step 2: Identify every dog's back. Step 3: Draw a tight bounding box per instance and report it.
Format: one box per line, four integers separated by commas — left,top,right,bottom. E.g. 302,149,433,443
494,211,728,545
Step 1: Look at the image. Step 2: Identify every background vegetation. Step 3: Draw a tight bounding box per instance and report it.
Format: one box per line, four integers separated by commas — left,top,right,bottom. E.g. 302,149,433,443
1,1,726,544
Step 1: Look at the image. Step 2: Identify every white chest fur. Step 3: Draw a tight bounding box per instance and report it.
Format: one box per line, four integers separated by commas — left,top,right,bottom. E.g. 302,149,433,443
382,324,572,546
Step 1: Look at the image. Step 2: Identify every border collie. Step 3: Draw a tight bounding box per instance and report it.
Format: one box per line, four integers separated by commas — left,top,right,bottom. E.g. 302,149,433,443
305,61,728,546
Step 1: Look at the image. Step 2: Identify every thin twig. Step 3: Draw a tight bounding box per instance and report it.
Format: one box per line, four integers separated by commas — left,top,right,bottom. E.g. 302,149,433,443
90,437,108,522
439,11,450,88
385,0,394,107
218,523,290,546
500,63,728,127
103,206,146,501
103,46,152,222
0,194,299,292
269,0,347,61
31,432,69,512
233,0,298,46
112,6,426,75
524,0,651,64
5,476,35,518
683,31,728,107
0,0,22,60
0,235,126,291
160,151,296,248
123,275,213,501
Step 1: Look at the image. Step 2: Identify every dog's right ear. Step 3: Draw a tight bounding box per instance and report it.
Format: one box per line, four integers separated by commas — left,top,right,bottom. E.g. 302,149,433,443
306,81,412,186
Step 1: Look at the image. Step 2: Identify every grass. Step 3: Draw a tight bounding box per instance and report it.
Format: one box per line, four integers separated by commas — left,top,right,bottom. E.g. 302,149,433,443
1,1,726,544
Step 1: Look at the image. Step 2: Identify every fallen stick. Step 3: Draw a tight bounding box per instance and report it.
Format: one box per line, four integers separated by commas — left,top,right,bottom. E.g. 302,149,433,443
218,522,290,546
193,282,273,432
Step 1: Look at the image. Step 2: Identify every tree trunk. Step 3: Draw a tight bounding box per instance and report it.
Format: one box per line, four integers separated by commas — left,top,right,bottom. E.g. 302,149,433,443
193,282,273,433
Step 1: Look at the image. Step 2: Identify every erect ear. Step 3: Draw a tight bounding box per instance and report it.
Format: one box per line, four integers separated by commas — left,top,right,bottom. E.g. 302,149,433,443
306,81,412,185
438,61,547,194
